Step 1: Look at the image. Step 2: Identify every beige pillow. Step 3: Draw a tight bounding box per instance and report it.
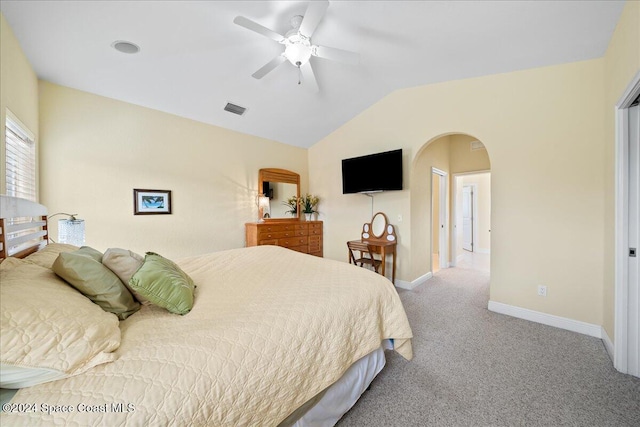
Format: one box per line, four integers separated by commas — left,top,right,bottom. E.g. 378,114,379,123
53,248,140,320
0,262,121,388
102,248,147,304
22,243,78,269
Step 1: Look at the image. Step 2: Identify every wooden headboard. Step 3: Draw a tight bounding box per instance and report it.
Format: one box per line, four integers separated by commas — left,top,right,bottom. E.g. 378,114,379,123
0,195,48,260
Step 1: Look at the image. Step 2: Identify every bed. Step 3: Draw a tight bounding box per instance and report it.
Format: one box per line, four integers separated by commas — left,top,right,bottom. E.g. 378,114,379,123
0,195,413,426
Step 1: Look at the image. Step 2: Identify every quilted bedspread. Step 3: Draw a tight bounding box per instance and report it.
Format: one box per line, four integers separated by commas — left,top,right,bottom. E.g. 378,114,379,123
2,245,413,426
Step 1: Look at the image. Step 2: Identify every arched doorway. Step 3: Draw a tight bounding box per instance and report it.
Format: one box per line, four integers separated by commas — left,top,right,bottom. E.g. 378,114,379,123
410,133,491,279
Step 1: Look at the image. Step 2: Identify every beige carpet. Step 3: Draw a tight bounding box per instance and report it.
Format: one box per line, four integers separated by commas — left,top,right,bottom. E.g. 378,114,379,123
337,265,640,426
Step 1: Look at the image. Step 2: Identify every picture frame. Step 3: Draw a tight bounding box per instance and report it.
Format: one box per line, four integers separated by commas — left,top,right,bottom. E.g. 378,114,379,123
134,189,172,215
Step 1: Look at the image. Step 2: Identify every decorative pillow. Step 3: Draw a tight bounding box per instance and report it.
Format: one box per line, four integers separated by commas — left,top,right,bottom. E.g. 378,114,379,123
21,243,78,269
102,248,148,304
0,262,121,388
74,246,104,262
129,252,196,315
52,248,140,320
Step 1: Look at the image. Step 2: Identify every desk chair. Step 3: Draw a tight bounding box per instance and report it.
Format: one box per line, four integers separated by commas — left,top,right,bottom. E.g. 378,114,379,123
347,241,382,273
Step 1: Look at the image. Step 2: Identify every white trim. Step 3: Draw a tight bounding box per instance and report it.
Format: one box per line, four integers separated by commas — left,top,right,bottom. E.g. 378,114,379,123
396,272,432,290
452,171,491,264
431,167,448,270
475,248,491,254
602,327,615,362
614,70,640,374
464,183,479,252
5,108,35,141
488,301,602,338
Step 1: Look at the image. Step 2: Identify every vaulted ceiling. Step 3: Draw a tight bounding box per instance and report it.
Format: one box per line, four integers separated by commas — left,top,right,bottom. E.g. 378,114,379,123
1,1,625,148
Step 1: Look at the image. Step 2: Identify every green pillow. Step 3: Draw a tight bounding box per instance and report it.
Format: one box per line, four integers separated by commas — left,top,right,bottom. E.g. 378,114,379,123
128,252,195,315
52,248,140,320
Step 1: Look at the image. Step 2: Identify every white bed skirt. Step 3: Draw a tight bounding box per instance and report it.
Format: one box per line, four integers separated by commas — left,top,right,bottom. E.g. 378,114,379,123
294,341,390,427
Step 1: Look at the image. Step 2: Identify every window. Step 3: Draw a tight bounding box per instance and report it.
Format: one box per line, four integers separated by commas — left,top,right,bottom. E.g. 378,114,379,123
5,112,36,201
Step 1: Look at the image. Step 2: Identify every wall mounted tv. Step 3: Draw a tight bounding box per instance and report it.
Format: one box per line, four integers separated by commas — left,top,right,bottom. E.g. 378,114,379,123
342,149,403,194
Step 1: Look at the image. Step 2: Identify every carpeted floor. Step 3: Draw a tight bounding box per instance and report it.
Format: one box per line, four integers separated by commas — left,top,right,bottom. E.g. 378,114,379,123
337,264,640,426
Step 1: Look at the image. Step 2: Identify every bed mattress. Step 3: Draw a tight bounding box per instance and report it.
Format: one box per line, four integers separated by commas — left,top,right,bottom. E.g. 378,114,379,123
1,245,412,426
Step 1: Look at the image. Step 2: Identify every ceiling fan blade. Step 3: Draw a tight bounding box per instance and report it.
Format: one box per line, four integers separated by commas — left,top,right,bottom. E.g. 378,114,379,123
313,45,360,65
252,55,286,79
300,62,319,92
298,0,329,37
234,16,285,43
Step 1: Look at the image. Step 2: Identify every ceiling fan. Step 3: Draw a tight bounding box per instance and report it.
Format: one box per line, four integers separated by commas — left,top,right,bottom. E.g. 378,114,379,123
233,0,359,91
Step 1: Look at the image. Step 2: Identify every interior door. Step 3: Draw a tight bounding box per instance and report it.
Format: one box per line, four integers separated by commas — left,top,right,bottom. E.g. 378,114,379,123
628,104,639,377
462,185,473,252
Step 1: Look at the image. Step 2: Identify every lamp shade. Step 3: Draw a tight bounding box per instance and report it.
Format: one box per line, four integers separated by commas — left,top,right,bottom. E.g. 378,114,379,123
58,218,85,246
258,195,270,221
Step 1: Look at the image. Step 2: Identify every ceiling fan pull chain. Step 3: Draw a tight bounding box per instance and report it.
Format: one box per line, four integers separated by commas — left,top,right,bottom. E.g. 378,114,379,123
297,61,302,85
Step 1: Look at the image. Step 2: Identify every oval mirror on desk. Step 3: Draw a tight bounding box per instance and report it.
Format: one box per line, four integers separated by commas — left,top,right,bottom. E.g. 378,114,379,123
371,212,388,238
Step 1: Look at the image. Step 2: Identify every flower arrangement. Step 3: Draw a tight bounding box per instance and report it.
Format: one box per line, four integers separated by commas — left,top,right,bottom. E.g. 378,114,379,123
283,196,299,216
282,194,320,217
299,193,319,214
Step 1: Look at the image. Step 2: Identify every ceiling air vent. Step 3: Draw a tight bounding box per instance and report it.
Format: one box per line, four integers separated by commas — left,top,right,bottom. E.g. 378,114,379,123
224,102,247,116
470,140,486,151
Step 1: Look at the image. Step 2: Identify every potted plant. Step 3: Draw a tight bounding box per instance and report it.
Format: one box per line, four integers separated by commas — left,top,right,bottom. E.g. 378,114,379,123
299,194,319,221
283,196,299,216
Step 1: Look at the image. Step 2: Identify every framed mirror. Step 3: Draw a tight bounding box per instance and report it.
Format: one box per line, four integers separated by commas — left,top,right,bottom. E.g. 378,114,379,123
362,212,396,242
371,212,388,238
259,168,300,221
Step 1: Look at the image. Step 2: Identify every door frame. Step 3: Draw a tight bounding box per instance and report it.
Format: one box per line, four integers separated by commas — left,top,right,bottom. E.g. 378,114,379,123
452,171,490,266
614,70,640,374
462,183,478,253
432,167,448,270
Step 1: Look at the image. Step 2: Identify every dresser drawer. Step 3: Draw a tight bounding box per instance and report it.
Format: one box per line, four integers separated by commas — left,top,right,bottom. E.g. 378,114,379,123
259,230,305,240
287,245,308,254
309,228,322,236
278,236,308,248
258,239,278,246
246,220,322,257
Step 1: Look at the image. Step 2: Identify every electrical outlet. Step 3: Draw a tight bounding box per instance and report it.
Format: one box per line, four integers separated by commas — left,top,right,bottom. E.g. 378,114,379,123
537,285,547,297
397,214,403,222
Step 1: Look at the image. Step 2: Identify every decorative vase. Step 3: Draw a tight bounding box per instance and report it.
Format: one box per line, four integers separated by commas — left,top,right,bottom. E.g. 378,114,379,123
305,213,312,221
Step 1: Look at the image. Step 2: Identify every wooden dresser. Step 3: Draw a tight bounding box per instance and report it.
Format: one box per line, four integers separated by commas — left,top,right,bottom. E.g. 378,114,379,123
245,220,323,257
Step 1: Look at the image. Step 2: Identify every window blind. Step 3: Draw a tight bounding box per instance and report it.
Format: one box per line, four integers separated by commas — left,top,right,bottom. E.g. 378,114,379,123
5,116,36,201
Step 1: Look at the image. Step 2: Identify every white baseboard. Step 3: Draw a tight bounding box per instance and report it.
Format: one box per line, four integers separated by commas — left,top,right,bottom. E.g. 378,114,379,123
396,272,432,290
601,327,614,362
487,301,602,338
476,248,491,254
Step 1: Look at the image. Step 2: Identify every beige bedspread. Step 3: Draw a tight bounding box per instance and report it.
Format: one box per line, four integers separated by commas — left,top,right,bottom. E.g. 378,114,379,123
2,245,412,426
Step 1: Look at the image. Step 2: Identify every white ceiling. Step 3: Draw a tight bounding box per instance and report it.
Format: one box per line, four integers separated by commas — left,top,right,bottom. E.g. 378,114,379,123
1,1,625,148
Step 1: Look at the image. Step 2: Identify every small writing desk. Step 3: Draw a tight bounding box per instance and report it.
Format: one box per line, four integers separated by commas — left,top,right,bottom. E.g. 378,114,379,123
350,212,399,284
348,239,397,284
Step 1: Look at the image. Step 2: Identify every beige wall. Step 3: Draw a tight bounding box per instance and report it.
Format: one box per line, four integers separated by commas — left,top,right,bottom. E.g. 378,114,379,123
412,137,451,278
0,13,39,196
310,58,606,325
602,1,640,341
39,82,308,259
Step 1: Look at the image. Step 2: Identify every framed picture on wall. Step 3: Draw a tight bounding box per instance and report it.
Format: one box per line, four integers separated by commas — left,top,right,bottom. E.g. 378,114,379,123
134,189,172,215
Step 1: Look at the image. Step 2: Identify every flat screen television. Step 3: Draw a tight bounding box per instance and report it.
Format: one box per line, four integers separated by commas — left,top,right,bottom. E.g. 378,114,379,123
342,149,403,194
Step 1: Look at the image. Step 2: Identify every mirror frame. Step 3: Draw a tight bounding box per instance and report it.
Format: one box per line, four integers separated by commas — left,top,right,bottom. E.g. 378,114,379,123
361,212,396,242
371,212,387,238
259,168,300,221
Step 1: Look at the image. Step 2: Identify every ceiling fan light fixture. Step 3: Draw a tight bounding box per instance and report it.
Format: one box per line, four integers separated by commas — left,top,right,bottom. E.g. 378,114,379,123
284,42,312,66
